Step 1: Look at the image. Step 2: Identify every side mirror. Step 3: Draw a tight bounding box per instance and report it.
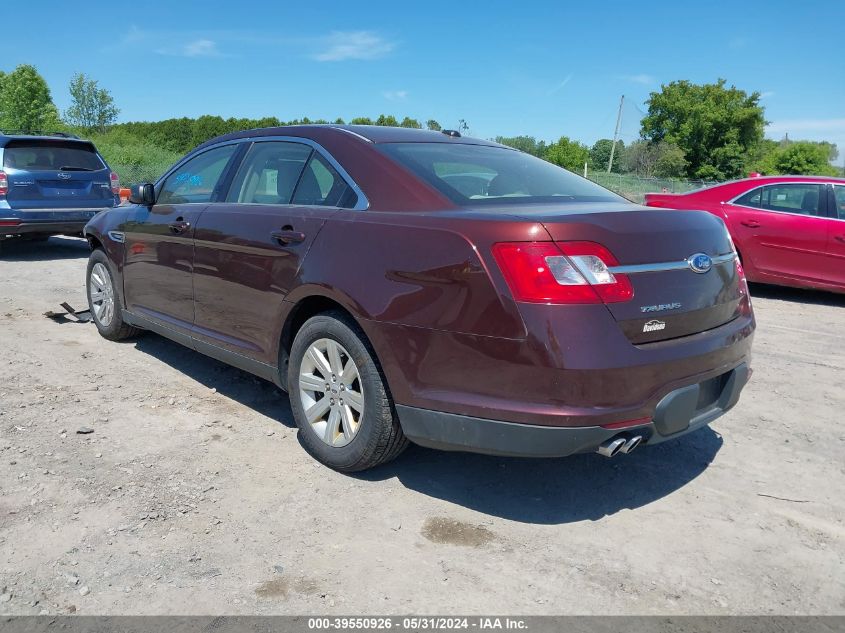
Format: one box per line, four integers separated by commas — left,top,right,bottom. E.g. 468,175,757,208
128,183,155,206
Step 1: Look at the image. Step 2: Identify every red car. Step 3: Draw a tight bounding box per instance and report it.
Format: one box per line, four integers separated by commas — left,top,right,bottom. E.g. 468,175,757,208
83,126,754,471
645,176,845,294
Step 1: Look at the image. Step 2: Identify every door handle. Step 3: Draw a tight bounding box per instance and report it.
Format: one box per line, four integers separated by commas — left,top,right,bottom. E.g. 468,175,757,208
835,235,845,243
740,220,760,228
271,229,306,245
168,219,191,234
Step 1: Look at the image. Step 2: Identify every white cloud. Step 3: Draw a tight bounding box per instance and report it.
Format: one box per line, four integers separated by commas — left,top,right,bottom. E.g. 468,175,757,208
312,31,395,62
622,73,656,85
759,91,775,99
382,90,408,101
183,39,221,57
766,118,845,155
155,38,226,58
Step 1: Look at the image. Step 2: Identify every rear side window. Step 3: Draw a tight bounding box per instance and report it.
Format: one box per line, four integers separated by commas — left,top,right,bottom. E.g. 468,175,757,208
157,144,238,205
761,184,824,216
734,187,761,207
2,140,104,171
226,141,312,204
292,152,357,208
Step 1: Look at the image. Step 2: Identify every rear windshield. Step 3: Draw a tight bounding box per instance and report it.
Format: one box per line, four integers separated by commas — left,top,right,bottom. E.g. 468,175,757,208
380,142,623,206
2,140,104,171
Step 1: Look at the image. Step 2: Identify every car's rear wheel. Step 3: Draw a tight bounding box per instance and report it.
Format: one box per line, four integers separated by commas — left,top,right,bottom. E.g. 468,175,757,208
287,311,408,472
86,249,140,341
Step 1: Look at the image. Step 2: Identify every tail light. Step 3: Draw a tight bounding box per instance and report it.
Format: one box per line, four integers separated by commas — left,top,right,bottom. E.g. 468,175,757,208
492,241,634,304
110,171,120,195
0,171,7,196
736,257,752,314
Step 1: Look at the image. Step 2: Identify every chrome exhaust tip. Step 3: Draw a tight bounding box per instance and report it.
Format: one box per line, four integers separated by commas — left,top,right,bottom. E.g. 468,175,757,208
597,437,627,458
620,435,643,454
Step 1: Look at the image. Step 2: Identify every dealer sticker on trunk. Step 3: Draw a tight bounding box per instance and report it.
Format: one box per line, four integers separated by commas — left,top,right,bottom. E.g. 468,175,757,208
643,319,667,333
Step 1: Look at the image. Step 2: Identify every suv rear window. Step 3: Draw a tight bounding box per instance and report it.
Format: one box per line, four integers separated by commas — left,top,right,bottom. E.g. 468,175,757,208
2,140,104,171
380,142,623,206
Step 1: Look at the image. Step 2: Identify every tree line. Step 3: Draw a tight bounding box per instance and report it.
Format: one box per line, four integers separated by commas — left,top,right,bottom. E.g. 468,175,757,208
0,64,840,180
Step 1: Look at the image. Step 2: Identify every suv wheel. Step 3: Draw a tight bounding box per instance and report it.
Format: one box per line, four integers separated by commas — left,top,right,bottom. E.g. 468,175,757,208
288,311,408,472
86,249,139,341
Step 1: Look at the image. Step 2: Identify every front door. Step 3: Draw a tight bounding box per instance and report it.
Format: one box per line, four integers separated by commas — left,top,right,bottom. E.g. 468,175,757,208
828,184,845,287
191,141,356,365
122,143,239,334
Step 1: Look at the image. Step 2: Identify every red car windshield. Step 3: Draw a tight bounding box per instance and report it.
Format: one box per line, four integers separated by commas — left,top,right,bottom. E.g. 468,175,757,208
381,142,623,206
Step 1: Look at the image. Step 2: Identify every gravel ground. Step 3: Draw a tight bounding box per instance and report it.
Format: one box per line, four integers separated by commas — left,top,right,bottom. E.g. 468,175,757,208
0,235,843,616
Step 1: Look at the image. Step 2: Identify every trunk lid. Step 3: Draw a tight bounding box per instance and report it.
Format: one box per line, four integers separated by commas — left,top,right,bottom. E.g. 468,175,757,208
515,203,743,344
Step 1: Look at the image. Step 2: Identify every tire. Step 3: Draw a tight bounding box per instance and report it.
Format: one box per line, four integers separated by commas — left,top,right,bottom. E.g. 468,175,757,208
86,248,140,341
287,311,408,472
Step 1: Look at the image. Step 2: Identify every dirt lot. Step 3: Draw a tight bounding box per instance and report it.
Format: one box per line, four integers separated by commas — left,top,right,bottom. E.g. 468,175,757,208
0,235,843,616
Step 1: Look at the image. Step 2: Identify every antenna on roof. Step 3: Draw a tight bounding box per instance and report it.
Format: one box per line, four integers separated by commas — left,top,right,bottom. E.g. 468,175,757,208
441,129,461,138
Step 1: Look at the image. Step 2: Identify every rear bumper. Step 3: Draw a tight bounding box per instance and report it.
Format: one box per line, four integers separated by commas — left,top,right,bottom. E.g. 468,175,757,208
0,220,89,236
398,363,749,457
0,207,112,236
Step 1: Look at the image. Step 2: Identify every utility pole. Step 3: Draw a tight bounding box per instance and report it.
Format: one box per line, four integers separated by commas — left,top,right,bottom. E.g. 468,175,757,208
607,94,624,173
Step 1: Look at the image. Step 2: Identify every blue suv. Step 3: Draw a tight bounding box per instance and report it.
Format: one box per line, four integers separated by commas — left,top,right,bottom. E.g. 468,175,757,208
0,132,120,244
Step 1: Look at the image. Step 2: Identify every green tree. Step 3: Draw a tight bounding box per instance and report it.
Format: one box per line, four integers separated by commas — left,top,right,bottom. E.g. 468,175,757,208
756,140,838,176
0,64,61,133
589,138,625,172
65,73,120,132
544,136,589,172
622,140,687,178
640,79,765,180
495,135,547,157
375,114,399,126
349,116,373,125
399,116,422,129
426,119,441,131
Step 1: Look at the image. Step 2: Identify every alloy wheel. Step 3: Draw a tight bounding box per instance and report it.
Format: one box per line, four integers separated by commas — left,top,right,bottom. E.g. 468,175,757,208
298,338,365,447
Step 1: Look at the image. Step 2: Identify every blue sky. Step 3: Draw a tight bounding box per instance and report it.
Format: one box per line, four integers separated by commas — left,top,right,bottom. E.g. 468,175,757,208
4,0,844,158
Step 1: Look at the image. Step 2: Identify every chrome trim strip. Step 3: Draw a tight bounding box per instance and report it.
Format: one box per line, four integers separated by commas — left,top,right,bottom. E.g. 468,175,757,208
608,252,736,275
107,230,125,243
155,135,370,211
331,127,375,143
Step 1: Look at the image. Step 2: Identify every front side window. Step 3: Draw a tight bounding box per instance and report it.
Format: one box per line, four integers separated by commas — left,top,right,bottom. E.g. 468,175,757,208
833,185,845,220
760,184,824,216
157,144,237,205
380,142,623,206
292,152,357,207
227,141,312,204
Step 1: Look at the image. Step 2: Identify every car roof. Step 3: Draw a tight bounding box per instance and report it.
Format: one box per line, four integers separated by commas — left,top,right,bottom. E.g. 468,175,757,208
195,124,507,152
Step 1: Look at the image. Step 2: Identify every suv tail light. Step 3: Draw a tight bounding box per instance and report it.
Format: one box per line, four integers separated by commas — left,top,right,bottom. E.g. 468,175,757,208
0,171,7,197
492,241,634,304
110,171,120,195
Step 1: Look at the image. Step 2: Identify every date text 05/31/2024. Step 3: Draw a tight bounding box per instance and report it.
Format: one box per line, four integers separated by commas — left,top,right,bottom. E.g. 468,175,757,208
307,617,528,630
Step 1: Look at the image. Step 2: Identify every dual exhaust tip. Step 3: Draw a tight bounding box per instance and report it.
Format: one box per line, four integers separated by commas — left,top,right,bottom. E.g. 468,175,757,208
597,435,643,458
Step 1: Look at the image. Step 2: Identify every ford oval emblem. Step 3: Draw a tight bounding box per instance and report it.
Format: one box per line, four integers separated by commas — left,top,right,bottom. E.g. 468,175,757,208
57,172,72,180
688,253,713,274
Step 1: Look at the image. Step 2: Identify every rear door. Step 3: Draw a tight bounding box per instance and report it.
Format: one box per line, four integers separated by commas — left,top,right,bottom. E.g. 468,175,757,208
726,183,830,284
122,143,240,335
191,140,357,364
2,139,116,217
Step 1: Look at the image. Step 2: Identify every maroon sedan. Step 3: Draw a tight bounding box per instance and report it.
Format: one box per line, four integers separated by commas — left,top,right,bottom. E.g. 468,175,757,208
645,175,845,294
83,126,754,471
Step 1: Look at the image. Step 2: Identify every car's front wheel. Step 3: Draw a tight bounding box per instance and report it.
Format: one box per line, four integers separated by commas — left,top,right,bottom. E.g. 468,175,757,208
287,311,408,472
86,249,140,341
